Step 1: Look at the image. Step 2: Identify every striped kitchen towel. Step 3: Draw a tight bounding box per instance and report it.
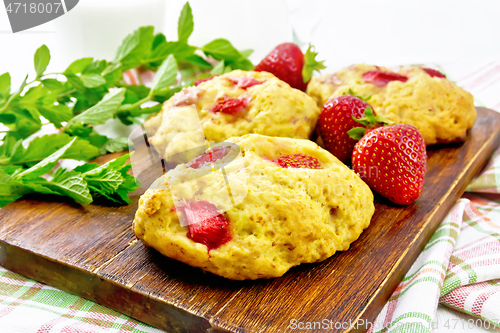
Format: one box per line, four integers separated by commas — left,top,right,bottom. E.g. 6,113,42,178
367,197,500,333
367,59,500,333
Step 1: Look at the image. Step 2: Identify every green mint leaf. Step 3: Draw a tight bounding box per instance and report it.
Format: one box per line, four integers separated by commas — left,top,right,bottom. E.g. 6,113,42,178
41,78,64,91
0,112,17,125
152,33,166,49
230,57,254,71
150,55,178,95
149,41,197,66
22,178,62,196
122,84,150,99
9,107,42,139
84,60,107,74
80,153,139,204
82,153,128,178
85,131,108,149
64,57,93,74
347,127,366,141
0,135,22,162
68,88,126,127
100,137,129,154
185,55,213,69
20,85,50,103
46,168,93,204
65,74,86,93
16,137,77,180
0,72,11,100
122,88,142,105
202,39,242,62
113,178,137,204
34,45,50,78
210,60,225,75
103,62,122,76
112,26,154,71
177,2,194,43
15,85,72,128
223,65,233,74
85,168,123,195
302,44,325,83
79,74,106,88
38,104,73,128
23,106,42,123
239,49,254,58
0,168,26,207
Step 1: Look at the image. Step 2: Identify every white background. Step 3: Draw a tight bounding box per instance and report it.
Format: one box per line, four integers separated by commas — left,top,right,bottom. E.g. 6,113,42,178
0,0,500,332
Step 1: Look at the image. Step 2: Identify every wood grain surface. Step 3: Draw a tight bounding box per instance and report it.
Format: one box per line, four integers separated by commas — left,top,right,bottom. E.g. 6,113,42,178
0,107,499,333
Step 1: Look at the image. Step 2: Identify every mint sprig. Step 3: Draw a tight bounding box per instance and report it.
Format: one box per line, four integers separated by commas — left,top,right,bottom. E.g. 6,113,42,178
0,139,139,207
0,1,255,207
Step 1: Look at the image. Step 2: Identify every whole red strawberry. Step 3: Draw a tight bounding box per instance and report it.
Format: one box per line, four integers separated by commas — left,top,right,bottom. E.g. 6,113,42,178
184,200,231,251
318,93,391,164
254,43,325,91
352,124,426,205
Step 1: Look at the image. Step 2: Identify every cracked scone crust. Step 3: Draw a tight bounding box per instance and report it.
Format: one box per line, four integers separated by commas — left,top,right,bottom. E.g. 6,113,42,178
133,134,374,280
307,64,476,145
144,70,320,163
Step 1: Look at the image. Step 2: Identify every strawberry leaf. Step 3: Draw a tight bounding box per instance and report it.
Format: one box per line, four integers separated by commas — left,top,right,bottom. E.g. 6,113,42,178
347,127,367,141
353,107,394,127
344,88,372,102
302,44,325,83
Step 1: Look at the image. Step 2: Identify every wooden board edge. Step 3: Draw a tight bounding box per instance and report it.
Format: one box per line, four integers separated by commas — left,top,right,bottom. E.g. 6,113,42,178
0,240,230,333
345,107,500,333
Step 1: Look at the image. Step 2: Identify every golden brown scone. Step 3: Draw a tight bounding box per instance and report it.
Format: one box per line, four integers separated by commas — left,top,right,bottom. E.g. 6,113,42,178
307,64,476,145
133,134,374,280
144,70,320,164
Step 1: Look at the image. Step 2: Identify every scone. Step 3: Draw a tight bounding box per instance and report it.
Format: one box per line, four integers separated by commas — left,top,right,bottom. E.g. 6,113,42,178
307,64,476,145
144,70,320,164
133,134,374,280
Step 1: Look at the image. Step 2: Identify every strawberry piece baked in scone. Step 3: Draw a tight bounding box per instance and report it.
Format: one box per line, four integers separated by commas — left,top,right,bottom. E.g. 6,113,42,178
133,134,374,280
144,70,320,164
307,64,476,145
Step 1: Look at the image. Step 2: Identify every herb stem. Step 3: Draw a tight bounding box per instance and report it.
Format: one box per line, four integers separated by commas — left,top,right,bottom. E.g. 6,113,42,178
43,72,63,76
120,95,152,112
57,89,77,99
0,77,40,112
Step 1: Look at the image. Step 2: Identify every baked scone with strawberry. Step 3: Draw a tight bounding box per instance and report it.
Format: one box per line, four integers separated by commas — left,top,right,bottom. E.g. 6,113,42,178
307,64,476,145
133,134,374,280
144,70,320,164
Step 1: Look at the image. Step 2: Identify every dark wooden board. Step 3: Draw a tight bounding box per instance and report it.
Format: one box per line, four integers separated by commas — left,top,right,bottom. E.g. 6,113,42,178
1,107,499,333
